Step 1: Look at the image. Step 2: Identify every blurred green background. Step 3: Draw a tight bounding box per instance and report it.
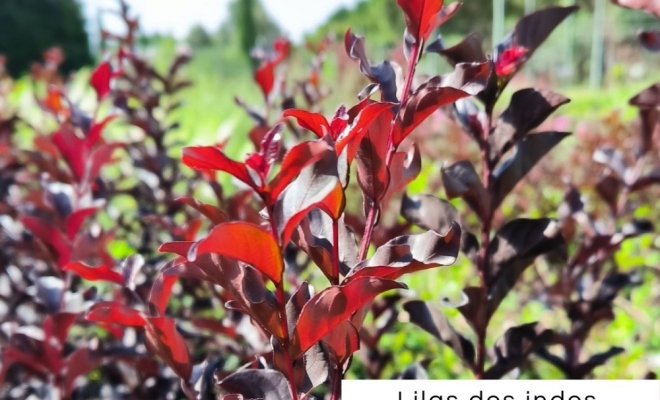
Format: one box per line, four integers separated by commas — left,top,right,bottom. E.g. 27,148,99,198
2,0,659,380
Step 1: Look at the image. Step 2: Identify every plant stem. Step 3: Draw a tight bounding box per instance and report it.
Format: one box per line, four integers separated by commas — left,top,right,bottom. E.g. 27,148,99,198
475,107,494,379
266,207,300,400
358,42,421,262
275,282,299,400
331,218,341,285
330,366,342,400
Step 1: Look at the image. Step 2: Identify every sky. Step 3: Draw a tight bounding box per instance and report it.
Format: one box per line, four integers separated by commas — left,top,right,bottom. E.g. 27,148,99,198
81,0,360,43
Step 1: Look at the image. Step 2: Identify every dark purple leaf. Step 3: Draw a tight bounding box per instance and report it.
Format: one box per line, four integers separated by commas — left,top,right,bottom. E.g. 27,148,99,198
403,300,475,367
487,218,566,318
483,322,554,379
442,160,490,222
490,131,571,212
219,369,292,400
489,89,570,166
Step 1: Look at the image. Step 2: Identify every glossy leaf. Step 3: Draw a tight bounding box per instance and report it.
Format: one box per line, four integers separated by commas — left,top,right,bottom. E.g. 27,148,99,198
490,131,571,212
282,109,330,138
489,88,570,165
189,222,284,284
293,277,406,357
397,0,444,42
273,141,340,245
347,224,461,281
220,369,292,400
393,62,490,146
268,139,334,202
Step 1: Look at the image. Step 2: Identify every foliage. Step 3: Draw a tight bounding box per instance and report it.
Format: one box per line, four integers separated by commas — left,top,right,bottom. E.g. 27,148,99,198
0,0,659,399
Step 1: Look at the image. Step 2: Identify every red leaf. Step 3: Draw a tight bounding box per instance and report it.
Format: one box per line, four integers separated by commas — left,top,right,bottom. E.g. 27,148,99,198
159,241,196,258
65,207,98,240
63,262,123,285
52,127,86,179
182,146,256,189
255,61,276,101
336,102,396,162
397,0,445,42
149,273,177,315
268,139,334,202
86,302,146,327
495,46,528,77
145,317,192,381
355,108,393,205
292,277,406,356
86,115,116,149
321,320,360,364
88,142,123,183
176,197,227,225
90,61,113,101
189,222,284,284
62,348,103,397
282,109,330,138
192,317,238,338
45,312,79,346
20,216,71,268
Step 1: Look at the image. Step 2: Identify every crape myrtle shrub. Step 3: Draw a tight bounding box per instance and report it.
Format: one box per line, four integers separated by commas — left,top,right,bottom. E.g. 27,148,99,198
0,1,658,400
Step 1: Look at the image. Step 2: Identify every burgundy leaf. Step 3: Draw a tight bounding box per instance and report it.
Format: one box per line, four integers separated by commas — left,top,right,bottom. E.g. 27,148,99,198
355,107,393,209
21,216,71,268
638,30,660,51
268,139,334,202
346,224,460,281
273,141,341,245
144,316,192,381
344,29,400,103
292,277,406,357
393,62,490,146
220,369,293,400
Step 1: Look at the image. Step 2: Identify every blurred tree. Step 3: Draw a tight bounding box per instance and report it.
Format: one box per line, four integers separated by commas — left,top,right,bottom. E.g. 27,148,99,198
238,0,258,67
0,0,92,77
222,0,281,68
187,24,213,50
